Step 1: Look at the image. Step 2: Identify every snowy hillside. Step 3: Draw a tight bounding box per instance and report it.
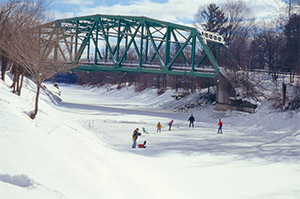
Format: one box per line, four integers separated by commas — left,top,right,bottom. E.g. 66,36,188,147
0,74,300,199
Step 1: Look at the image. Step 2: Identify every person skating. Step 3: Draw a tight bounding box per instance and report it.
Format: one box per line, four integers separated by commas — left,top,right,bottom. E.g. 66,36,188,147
168,120,174,131
188,114,195,128
217,119,223,134
132,128,141,148
157,122,162,133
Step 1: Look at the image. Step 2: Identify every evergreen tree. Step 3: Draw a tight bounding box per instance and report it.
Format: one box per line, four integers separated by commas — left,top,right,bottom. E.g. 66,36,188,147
194,3,228,35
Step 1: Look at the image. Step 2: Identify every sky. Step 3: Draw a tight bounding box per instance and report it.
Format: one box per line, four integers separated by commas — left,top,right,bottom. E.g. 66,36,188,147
47,0,288,25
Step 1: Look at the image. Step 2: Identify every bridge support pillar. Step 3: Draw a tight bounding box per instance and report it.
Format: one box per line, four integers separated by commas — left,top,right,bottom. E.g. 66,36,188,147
216,73,235,105
216,73,257,113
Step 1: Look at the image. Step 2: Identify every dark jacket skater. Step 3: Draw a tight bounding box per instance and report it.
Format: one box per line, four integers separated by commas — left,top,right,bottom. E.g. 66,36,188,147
188,114,195,128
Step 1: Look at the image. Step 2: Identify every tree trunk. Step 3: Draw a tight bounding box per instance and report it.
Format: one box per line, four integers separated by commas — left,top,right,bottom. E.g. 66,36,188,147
290,70,294,83
30,83,41,119
18,73,24,96
282,82,287,106
11,73,17,93
16,71,20,94
162,74,167,88
157,74,161,89
207,80,210,94
1,56,8,81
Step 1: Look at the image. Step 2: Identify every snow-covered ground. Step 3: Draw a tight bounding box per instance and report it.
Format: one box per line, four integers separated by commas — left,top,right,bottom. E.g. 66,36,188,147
0,75,300,199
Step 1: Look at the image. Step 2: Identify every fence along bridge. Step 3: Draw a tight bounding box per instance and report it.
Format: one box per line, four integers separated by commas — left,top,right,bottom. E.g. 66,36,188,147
40,14,229,78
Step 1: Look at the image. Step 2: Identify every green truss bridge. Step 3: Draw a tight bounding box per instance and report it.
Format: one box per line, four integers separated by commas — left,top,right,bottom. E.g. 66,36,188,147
41,14,231,78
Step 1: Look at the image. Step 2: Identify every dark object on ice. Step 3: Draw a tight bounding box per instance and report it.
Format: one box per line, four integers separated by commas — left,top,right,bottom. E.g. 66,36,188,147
138,141,147,148
53,82,59,89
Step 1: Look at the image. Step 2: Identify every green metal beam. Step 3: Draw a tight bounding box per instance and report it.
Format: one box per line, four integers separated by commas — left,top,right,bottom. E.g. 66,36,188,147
167,34,192,70
164,26,171,67
146,23,164,67
98,18,116,64
149,33,166,63
119,24,141,65
191,35,196,71
196,33,219,75
139,23,144,68
73,64,217,78
171,29,188,65
197,43,215,67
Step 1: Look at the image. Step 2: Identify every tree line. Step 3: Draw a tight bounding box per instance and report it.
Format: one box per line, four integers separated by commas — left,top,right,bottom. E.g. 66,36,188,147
194,0,299,81
193,0,299,109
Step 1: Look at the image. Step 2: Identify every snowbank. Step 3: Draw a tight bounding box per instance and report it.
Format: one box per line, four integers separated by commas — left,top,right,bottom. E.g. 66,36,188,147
1,75,300,199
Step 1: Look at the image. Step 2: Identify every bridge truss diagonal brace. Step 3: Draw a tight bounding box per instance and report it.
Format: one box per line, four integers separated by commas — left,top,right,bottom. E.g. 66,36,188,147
167,34,192,70
196,33,220,75
119,24,142,66
146,23,165,68
171,29,188,65
74,20,98,63
58,26,72,61
41,24,57,61
97,18,117,65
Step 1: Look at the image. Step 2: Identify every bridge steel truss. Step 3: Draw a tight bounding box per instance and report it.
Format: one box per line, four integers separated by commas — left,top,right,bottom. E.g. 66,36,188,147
40,14,226,78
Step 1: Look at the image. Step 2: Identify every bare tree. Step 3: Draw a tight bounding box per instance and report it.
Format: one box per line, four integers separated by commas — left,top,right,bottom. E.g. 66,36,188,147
0,0,23,81
222,1,255,69
283,13,300,82
287,0,300,19
222,0,254,46
2,0,75,119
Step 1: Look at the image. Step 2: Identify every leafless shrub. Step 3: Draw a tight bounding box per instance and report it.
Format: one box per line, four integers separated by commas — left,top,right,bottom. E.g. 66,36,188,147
285,81,300,110
225,70,265,101
134,82,147,92
157,88,166,95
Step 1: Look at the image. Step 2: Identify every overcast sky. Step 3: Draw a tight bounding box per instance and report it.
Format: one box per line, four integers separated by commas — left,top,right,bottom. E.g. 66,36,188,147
48,0,287,25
